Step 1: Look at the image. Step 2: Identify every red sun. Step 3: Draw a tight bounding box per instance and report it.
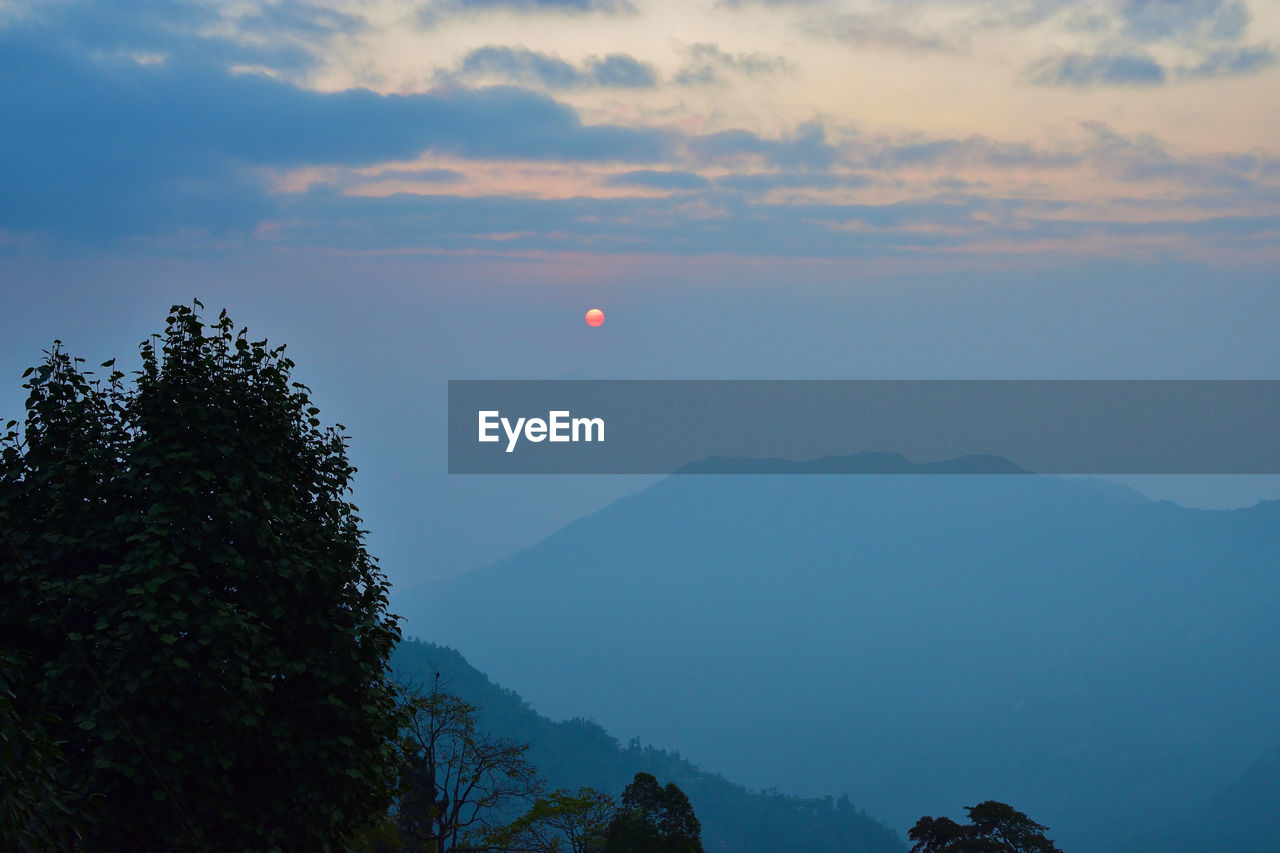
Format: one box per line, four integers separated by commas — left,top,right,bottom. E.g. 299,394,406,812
585,308,605,327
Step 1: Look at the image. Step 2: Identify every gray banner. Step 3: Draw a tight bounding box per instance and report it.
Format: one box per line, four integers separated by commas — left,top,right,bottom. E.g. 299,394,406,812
447,380,1280,474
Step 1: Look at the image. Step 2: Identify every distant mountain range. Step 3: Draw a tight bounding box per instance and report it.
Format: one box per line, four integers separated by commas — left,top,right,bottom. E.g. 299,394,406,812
391,638,905,853
676,452,1033,474
400,455,1280,851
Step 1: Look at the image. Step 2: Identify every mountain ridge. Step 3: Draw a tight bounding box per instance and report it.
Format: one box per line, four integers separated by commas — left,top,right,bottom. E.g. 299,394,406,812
390,638,906,853
403,468,1280,851
675,452,1034,475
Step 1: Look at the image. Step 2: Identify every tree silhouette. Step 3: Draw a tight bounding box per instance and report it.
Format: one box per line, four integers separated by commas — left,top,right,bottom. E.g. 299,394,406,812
604,772,703,853
908,800,1063,853
0,304,403,850
393,675,541,852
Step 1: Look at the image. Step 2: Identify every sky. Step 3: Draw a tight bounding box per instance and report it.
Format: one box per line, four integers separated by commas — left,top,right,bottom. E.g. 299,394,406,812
2,0,1280,594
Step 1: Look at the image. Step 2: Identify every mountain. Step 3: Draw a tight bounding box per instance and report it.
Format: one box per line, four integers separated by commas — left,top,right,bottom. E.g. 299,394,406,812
675,452,1032,474
400,459,1280,851
1128,746,1280,852
390,638,905,853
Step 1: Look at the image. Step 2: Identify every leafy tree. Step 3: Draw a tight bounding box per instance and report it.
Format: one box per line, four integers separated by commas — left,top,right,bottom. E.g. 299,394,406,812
0,649,92,850
393,675,542,852
657,782,700,847
908,800,1063,853
604,772,703,853
0,304,404,850
485,787,616,853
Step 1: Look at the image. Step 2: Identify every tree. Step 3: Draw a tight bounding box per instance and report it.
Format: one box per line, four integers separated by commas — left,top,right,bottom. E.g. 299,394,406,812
0,304,404,850
485,787,616,853
908,801,1064,853
393,675,542,852
603,772,703,853
0,649,92,850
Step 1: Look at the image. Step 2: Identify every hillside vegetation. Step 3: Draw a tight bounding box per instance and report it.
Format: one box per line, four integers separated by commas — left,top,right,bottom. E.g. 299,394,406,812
392,638,905,853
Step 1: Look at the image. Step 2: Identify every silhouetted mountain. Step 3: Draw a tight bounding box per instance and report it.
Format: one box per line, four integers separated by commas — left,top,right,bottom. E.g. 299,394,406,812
390,638,905,853
400,463,1280,852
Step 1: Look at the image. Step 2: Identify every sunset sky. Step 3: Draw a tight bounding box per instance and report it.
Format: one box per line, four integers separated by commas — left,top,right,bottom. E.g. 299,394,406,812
3,0,1279,591
5,0,1280,258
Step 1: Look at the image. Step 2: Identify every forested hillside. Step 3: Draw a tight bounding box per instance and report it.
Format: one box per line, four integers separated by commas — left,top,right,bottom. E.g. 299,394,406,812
392,639,905,853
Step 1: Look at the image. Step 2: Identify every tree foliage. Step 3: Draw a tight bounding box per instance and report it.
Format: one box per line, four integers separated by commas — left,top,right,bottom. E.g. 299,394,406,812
0,304,403,850
393,675,542,852
485,787,616,853
908,801,1063,853
0,649,92,850
603,772,704,853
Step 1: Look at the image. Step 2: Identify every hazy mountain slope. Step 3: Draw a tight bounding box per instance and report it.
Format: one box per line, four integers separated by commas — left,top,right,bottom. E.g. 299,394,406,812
390,638,906,853
1128,746,1280,853
400,464,1280,851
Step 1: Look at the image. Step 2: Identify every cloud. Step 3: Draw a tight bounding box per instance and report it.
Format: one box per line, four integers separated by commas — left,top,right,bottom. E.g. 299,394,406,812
363,168,466,184
8,0,335,72
1011,1,1271,87
1012,211,1280,245
604,170,712,190
1114,0,1250,44
266,182,1280,260
1179,44,1277,78
1080,121,1260,191
948,0,1251,42
978,0,1081,30
460,0,630,7
456,47,587,87
715,0,825,6
865,135,1081,169
674,43,789,86
270,186,994,256
4,0,1276,261
816,13,960,53
451,46,656,89
432,0,633,14
590,53,658,87
688,122,839,170
714,172,875,193
1022,51,1166,86
234,2,368,39
0,33,669,239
